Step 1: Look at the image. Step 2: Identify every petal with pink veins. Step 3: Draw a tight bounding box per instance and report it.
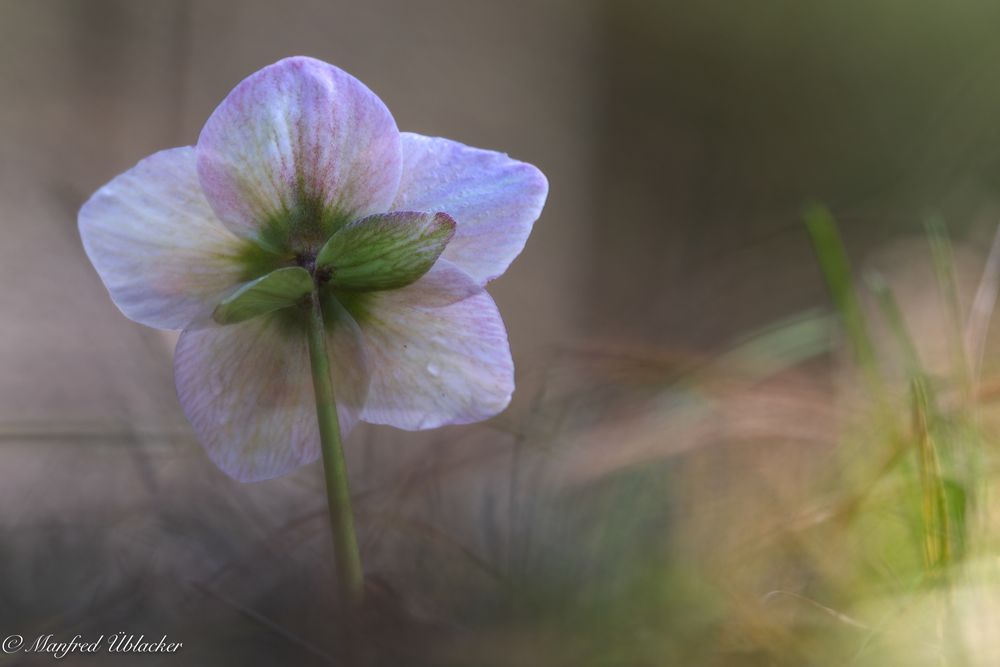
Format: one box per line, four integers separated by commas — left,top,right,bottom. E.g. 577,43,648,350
197,56,402,244
344,260,514,430
391,133,548,284
174,303,369,482
79,146,246,331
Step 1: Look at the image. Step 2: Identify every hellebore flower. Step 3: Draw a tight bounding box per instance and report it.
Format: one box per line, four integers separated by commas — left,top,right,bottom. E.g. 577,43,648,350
78,56,548,484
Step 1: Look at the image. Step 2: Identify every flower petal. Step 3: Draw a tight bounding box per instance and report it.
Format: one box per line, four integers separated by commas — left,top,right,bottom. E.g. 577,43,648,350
197,56,402,244
343,261,514,429
78,147,245,330
317,211,455,292
391,133,548,284
174,303,369,482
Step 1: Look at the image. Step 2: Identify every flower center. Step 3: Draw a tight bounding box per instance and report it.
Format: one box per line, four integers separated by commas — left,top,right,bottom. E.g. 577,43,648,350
294,251,316,272
294,251,333,286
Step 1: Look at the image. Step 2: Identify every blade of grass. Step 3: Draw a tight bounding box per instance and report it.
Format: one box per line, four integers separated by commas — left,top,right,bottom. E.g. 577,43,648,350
712,309,835,378
803,205,884,401
867,272,966,568
911,377,951,574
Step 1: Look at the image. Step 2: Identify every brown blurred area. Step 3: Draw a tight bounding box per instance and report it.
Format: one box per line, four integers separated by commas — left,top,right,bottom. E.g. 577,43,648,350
6,1,1000,665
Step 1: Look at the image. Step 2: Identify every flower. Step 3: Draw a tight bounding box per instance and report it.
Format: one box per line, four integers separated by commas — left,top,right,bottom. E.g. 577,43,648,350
78,56,548,482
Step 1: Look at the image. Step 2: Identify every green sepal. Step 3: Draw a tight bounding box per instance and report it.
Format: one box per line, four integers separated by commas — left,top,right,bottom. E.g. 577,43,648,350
316,211,456,292
213,266,313,325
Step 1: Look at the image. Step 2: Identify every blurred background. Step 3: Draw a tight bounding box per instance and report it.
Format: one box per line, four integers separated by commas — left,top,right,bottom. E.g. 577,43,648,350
6,0,1000,664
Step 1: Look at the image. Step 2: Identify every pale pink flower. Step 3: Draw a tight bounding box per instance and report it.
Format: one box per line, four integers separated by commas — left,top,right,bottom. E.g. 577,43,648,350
79,56,547,481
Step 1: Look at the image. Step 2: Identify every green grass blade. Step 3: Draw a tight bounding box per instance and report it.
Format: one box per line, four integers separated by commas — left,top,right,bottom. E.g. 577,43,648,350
803,204,882,396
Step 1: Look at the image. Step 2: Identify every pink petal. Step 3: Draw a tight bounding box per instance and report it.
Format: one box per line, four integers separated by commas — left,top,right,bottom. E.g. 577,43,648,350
391,133,548,284
197,56,402,243
346,260,514,429
78,147,245,330
174,303,368,482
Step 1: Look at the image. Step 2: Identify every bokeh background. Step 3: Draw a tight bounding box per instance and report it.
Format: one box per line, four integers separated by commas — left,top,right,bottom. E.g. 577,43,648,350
6,1,1000,665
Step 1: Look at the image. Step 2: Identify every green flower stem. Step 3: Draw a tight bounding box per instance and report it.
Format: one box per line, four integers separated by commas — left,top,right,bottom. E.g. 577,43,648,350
305,289,364,607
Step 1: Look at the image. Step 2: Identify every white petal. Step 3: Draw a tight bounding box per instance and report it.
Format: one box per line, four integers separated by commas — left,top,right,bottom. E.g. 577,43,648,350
79,147,245,330
391,133,548,284
174,305,368,482
347,261,514,429
197,56,402,243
